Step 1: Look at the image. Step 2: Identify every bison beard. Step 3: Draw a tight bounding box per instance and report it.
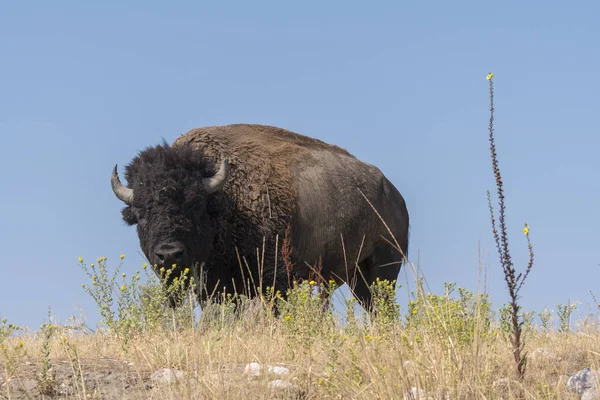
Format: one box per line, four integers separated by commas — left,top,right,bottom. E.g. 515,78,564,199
111,124,410,313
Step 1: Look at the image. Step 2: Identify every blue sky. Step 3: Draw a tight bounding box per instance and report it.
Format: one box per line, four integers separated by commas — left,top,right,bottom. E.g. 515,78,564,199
1,0,599,329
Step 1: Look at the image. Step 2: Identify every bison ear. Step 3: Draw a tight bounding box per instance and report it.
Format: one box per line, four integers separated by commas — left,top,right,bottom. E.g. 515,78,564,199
121,206,138,226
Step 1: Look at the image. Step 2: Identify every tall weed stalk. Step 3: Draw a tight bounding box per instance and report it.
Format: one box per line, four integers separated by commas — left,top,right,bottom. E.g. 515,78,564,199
485,72,535,381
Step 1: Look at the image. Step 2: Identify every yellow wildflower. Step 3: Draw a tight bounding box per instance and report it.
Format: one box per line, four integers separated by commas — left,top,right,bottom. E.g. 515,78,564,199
523,224,530,235
47,325,55,330
328,279,335,284
184,268,190,274
142,263,147,269
284,315,291,320
18,341,23,347
308,280,316,286
97,257,102,263
120,254,125,259
120,285,126,292
78,256,83,263
121,273,126,278
92,275,97,280
364,335,372,341
486,72,494,80
90,263,94,267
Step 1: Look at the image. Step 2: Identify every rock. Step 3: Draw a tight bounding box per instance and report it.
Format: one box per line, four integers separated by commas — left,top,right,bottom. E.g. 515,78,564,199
243,362,262,377
530,348,560,362
268,379,294,390
243,362,290,378
492,378,510,387
150,368,185,384
17,378,38,392
492,378,512,398
403,386,449,400
267,365,289,375
3,377,39,394
567,368,599,398
582,389,599,400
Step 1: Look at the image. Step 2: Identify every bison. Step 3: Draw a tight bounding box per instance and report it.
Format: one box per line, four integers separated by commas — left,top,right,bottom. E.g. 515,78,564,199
111,124,409,312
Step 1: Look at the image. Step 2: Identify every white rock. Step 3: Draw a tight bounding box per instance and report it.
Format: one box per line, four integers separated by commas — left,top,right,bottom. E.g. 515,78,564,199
268,379,294,389
243,362,262,376
530,347,560,362
403,386,449,400
582,389,599,400
567,368,599,397
150,368,185,384
492,378,510,388
267,365,290,375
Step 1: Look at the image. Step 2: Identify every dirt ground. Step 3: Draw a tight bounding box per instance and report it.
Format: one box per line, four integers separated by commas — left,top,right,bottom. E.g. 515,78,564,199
1,358,149,399
1,358,307,400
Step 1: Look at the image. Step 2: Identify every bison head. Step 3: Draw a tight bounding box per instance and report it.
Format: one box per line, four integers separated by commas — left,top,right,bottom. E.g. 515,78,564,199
110,142,229,290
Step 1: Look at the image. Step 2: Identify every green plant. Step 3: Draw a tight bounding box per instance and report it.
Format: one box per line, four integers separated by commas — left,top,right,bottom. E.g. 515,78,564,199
405,282,493,348
280,280,335,339
78,254,199,352
0,318,25,381
36,314,57,397
368,278,401,333
0,318,19,347
538,307,553,332
556,301,579,333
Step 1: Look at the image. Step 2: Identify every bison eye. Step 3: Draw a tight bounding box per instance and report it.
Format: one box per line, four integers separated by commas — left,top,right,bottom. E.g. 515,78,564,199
207,197,220,215
121,207,138,226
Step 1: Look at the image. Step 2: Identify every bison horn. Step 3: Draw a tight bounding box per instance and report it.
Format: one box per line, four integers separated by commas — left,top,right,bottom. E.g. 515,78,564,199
203,158,230,194
111,165,134,204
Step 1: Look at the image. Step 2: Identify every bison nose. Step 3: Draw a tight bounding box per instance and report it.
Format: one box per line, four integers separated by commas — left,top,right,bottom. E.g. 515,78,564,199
154,243,187,268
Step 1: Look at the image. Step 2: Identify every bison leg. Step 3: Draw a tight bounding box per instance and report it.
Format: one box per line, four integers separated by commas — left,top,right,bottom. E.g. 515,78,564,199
349,244,403,314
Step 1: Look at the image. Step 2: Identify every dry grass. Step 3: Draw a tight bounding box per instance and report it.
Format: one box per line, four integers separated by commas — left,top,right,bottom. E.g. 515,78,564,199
2,297,599,399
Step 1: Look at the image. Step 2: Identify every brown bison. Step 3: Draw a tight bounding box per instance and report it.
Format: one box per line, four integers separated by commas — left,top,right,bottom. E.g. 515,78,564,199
111,124,409,311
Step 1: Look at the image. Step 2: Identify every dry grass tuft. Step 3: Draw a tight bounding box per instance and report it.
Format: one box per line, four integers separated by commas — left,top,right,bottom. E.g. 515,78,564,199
1,295,599,399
